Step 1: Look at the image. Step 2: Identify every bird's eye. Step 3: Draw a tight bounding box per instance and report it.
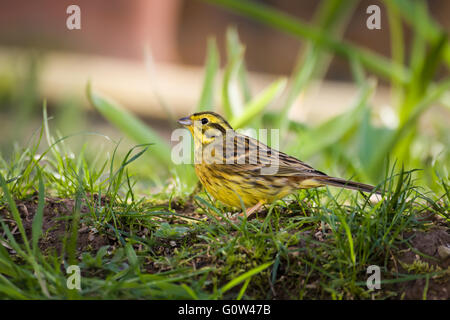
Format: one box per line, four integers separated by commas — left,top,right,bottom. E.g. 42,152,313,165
201,118,209,125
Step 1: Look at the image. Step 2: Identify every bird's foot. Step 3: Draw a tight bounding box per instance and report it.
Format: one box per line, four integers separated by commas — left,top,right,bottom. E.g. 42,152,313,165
217,201,265,223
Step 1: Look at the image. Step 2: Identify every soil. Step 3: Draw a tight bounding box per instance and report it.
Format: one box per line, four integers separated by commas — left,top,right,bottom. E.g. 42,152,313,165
0,195,109,256
393,227,450,299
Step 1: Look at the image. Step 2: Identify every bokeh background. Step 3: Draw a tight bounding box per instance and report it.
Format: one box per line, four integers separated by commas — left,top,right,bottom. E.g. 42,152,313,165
0,0,449,191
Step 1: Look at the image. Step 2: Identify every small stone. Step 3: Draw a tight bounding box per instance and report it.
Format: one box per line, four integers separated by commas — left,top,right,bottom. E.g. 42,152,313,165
438,245,450,260
369,194,382,203
314,230,325,241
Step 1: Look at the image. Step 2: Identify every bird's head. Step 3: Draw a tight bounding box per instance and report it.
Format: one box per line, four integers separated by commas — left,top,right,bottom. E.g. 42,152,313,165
178,111,233,145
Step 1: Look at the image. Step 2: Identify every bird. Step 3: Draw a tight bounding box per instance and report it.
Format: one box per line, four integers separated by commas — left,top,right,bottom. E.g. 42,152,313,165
178,111,380,217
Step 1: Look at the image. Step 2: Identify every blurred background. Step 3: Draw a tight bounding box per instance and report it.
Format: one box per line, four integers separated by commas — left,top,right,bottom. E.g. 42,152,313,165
0,0,448,191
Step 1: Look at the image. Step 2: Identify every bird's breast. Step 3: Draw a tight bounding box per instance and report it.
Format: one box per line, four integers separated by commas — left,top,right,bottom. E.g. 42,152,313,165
194,163,297,208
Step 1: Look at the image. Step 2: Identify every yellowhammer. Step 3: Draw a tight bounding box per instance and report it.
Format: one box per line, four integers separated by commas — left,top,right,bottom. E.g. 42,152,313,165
178,111,379,217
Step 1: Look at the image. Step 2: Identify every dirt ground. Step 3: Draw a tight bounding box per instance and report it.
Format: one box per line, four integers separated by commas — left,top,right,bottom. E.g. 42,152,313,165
393,227,450,299
1,196,109,255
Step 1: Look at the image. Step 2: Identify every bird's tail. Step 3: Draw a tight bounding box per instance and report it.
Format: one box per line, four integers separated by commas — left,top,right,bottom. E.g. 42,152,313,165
314,176,381,194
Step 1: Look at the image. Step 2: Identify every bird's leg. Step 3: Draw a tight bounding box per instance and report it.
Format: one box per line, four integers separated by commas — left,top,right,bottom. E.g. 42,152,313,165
241,200,265,219
227,201,265,222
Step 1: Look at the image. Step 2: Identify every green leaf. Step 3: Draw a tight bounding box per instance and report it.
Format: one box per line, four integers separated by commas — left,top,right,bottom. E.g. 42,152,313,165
197,37,220,111
389,0,450,67
368,78,450,174
125,243,139,274
222,28,246,119
357,108,393,178
227,27,253,103
288,81,375,159
230,77,287,129
277,0,358,141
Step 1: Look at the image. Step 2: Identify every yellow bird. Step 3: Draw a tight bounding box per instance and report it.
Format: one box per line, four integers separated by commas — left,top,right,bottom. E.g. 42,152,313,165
178,112,379,217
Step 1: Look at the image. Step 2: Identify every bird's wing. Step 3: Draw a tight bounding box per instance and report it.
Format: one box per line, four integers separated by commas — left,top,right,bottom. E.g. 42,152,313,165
218,133,328,178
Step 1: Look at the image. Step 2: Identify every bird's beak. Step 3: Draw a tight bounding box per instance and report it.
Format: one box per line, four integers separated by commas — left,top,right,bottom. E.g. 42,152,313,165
177,116,192,126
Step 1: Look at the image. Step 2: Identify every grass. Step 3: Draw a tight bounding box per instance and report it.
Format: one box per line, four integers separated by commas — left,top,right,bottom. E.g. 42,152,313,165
0,0,449,300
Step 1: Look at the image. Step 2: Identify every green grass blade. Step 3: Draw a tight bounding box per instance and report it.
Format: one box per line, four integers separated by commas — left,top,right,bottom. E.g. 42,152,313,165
67,167,83,265
0,276,28,299
236,277,251,300
385,0,405,106
31,169,45,254
278,0,357,139
230,77,287,129
181,284,199,300
218,261,273,295
222,28,246,119
0,172,31,254
389,0,450,67
197,37,220,112
338,215,356,266
228,27,252,104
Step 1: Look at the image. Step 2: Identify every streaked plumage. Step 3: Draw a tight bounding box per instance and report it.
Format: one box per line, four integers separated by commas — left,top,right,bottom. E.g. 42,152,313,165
178,112,378,215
